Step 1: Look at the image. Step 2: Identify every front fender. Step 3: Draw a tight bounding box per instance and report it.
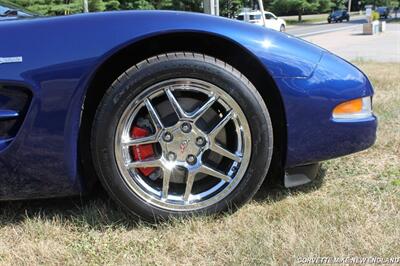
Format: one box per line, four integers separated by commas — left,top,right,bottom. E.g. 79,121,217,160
0,10,326,199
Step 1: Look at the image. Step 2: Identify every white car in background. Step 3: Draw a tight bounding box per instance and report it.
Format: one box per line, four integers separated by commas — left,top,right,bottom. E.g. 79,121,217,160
237,10,286,32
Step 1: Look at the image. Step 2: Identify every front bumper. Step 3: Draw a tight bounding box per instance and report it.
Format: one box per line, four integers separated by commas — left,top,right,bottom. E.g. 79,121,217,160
275,52,378,168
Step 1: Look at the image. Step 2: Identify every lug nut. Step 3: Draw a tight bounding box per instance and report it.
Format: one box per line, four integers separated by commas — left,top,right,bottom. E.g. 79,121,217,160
167,152,177,161
163,132,173,142
186,154,197,165
195,137,206,147
181,122,192,133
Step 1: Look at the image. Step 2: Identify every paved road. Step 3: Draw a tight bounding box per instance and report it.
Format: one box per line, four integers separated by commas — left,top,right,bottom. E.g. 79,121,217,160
280,12,359,21
303,23,400,62
286,17,367,37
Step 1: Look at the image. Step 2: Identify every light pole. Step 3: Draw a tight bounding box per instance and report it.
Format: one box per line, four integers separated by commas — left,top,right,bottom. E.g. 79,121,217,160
348,0,352,13
258,0,267,27
203,0,219,16
83,0,89,13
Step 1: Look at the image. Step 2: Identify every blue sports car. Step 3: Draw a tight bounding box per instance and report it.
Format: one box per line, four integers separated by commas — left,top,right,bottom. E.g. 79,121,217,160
0,2,377,220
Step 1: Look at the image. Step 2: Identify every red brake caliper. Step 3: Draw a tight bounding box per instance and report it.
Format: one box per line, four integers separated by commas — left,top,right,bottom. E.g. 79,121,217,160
130,126,156,176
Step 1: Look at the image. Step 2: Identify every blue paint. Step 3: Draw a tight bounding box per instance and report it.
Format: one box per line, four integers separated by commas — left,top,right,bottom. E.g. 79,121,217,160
276,52,377,167
0,109,19,119
0,11,377,199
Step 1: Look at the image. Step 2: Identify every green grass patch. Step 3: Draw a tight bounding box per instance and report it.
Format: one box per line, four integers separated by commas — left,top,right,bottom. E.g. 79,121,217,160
392,179,400,186
286,18,327,25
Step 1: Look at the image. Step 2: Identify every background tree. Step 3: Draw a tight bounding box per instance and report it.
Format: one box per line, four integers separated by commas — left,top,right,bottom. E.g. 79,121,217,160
89,0,106,11
105,0,121,10
13,0,385,17
152,0,173,9
270,0,292,15
13,0,82,15
220,0,242,17
330,0,346,9
133,0,154,9
317,0,332,12
171,0,203,12
270,0,319,21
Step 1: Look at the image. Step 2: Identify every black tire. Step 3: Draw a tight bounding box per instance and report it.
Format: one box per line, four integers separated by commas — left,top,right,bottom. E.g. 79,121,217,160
91,52,273,221
280,24,286,32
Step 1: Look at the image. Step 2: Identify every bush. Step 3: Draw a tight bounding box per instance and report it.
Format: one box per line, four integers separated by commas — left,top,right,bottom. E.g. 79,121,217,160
372,11,380,21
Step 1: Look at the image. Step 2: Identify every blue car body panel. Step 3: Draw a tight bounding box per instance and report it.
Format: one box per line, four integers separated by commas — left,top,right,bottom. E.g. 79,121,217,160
276,52,377,166
0,11,376,199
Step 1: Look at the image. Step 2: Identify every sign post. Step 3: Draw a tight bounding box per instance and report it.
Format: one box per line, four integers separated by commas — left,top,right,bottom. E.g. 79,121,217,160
83,0,89,13
258,0,267,27
204,0,219,16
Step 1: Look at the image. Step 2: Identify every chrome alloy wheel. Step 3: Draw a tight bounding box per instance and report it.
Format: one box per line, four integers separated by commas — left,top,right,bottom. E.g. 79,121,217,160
115,78,251,211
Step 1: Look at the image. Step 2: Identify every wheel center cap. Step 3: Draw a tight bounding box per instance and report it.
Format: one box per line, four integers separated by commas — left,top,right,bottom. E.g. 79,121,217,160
161,122,207,162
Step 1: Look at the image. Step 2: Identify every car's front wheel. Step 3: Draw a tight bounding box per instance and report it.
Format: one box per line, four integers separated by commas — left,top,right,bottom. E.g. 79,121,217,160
91,52,273,221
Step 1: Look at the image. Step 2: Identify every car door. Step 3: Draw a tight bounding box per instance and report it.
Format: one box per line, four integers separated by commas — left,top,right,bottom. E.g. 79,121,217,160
264,12,277,30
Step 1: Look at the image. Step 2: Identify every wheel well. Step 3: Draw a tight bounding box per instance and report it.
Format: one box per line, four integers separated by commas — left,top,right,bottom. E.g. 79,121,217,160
79,32,287,188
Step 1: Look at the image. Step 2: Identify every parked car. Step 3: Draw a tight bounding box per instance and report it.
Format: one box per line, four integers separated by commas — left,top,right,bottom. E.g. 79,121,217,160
377,6,390,19
0,2,377,221
328,10,350,23
237,10,286,32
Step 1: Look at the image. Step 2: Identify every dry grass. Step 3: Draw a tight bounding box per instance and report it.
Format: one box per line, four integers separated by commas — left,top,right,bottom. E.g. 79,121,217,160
0,62,399,265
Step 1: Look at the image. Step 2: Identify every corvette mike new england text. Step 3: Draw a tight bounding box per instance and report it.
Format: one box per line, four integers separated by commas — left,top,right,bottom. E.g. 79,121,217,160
296,256,400,264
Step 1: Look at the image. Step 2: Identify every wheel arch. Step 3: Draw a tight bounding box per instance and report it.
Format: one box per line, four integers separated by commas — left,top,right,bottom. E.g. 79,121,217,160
79,31,287,189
